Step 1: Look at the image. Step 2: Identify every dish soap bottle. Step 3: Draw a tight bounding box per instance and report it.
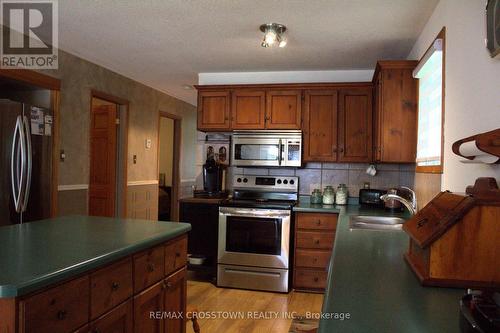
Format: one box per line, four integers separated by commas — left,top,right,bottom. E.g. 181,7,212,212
335,184,348,205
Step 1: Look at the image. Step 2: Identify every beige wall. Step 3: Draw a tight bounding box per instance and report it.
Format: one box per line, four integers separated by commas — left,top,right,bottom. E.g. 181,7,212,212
159,117,174,187
408,0,500,193
38,50,196,216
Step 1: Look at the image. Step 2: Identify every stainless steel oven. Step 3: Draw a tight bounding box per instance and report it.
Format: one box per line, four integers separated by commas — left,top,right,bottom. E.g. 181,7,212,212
231,130,302,167
218,206,291,293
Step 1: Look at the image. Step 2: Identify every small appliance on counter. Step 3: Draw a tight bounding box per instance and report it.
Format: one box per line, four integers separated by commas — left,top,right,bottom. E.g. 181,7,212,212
460,289,500,333
359,188,386,207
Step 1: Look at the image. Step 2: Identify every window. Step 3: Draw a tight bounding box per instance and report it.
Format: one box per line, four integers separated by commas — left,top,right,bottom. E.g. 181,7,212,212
414,28,445,173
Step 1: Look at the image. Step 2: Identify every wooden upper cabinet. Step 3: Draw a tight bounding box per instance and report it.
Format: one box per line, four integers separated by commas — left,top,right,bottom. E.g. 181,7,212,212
265,90,302,129
338,88,373,162
303,90,338,162
231,90,266,129
197,90,230,131
373,61,418,162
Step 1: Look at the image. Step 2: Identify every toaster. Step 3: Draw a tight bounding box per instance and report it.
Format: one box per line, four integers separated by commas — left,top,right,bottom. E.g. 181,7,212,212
358,189,386,207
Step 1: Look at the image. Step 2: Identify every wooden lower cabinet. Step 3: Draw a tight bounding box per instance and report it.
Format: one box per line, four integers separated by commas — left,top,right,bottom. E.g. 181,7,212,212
6,234,188,333
90,300,133,333
293,213,338,292
164,268,187,333
133,281,165,333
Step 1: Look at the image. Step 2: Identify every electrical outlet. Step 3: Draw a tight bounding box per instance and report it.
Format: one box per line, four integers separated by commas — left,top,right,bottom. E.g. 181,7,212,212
133,155,137,164
145,139,152,149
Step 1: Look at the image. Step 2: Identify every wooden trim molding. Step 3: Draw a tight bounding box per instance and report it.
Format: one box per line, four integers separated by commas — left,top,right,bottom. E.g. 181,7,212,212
0,69,60,90
416,27,446,174
127,180,159,186
194,82,373,91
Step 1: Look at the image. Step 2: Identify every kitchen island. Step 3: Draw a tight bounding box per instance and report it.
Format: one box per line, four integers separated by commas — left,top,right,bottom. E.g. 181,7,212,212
293,202,465,332
0,215,191,333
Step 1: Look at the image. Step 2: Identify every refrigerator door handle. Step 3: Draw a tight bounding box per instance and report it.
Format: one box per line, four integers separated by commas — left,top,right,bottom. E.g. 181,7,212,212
21,115,32,212
10,116,25,213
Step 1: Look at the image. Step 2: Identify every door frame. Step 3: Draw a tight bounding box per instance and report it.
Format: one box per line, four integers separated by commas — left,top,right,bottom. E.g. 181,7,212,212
90,90,129,217
0,69,61,217
157,111,182,221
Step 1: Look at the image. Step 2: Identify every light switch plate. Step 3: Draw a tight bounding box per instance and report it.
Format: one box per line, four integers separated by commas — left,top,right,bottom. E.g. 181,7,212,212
145,139,152,149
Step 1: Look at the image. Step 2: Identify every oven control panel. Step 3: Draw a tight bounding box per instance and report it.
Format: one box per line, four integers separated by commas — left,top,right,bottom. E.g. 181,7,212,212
233,175,298,192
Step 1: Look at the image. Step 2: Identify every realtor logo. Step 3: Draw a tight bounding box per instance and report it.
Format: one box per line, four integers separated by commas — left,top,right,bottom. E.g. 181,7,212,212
0,0,58,69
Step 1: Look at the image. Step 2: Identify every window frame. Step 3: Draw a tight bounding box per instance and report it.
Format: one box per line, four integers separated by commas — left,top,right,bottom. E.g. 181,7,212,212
415,27,446,174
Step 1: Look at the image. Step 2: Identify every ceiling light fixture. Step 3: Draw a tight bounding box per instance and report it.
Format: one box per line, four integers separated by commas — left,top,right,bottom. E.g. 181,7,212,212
260,23,287,48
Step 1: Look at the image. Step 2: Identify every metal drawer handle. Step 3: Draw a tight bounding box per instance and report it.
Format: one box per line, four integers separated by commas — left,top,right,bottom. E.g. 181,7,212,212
111,282,119,291
57,310,67,320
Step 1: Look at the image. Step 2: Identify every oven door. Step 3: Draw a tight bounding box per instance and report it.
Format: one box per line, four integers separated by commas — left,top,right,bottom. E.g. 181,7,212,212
218,207,290,269
231,138,284,167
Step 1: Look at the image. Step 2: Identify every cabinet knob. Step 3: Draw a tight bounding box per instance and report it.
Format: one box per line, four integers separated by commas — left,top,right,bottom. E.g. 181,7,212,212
56,310,67,320
332,147,337,153
164,281,173,290
316,220,321,226
314,239,320,245
339,148,344,153
111,282,119,291
314,277,319,282
147,263,155,272
313,258,318,262
92,329,100,333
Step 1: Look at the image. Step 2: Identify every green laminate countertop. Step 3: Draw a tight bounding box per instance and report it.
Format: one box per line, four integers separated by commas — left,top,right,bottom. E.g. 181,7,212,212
314,204,464,332
0,215,191,298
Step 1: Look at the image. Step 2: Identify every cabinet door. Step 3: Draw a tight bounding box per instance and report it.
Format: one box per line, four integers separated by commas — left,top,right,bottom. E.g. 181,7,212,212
265,90,302,129
338,88,373,162
303,90,338,162
90,299,133,333
164,268,187,333
378,68,417,162
373,74,383,161
231,90,266,129
133,281,164,333
197,91,230,131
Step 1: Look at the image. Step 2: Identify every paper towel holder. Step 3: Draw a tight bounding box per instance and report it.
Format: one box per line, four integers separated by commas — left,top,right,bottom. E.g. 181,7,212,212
452,128,500,164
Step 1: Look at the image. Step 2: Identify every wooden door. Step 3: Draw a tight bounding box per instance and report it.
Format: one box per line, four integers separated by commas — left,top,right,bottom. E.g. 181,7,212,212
90,300,133,333
197,91,230,131
338,88,373,162
265,90,302,129
164,268,187,333
378,68,418,162
89,104,117,217
303,90,338,162
133,281,164,333
231,90,266,129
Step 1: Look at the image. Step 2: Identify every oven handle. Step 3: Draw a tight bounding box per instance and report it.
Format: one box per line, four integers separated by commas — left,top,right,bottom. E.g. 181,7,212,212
224,268,282,278
219,209,290,219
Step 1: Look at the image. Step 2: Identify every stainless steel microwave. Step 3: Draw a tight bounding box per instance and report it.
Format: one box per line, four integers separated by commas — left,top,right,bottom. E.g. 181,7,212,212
231,130,302,167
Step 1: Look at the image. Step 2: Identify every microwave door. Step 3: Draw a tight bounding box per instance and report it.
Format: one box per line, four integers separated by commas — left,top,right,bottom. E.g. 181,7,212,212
233,138,281,167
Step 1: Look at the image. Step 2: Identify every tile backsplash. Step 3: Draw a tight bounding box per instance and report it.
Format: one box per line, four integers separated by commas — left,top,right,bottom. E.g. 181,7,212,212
222,163,415,197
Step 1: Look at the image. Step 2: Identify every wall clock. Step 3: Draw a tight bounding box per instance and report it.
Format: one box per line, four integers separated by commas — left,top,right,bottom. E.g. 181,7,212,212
486,0,500,57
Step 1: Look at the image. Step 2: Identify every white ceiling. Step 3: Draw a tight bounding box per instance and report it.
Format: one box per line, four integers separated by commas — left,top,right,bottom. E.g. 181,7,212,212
59,0,439,105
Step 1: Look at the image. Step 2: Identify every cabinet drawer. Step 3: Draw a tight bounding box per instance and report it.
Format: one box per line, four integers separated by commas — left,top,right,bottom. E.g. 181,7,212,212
134,245,165,293
20,276,90,333
90,258,133,319
165,236,188,276
296,213,338,230
295,249,331,269
296,231,334,249
294,269,328,290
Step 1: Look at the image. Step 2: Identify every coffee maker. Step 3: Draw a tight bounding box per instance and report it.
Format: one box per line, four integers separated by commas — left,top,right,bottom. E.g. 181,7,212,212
202,157,223,193
194,146,228,198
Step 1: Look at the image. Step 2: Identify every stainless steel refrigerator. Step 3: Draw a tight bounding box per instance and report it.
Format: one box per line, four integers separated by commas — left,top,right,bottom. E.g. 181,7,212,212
0,99,52,226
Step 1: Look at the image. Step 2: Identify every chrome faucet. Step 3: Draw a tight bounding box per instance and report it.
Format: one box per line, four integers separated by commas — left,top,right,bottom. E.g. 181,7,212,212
380,186,418,215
